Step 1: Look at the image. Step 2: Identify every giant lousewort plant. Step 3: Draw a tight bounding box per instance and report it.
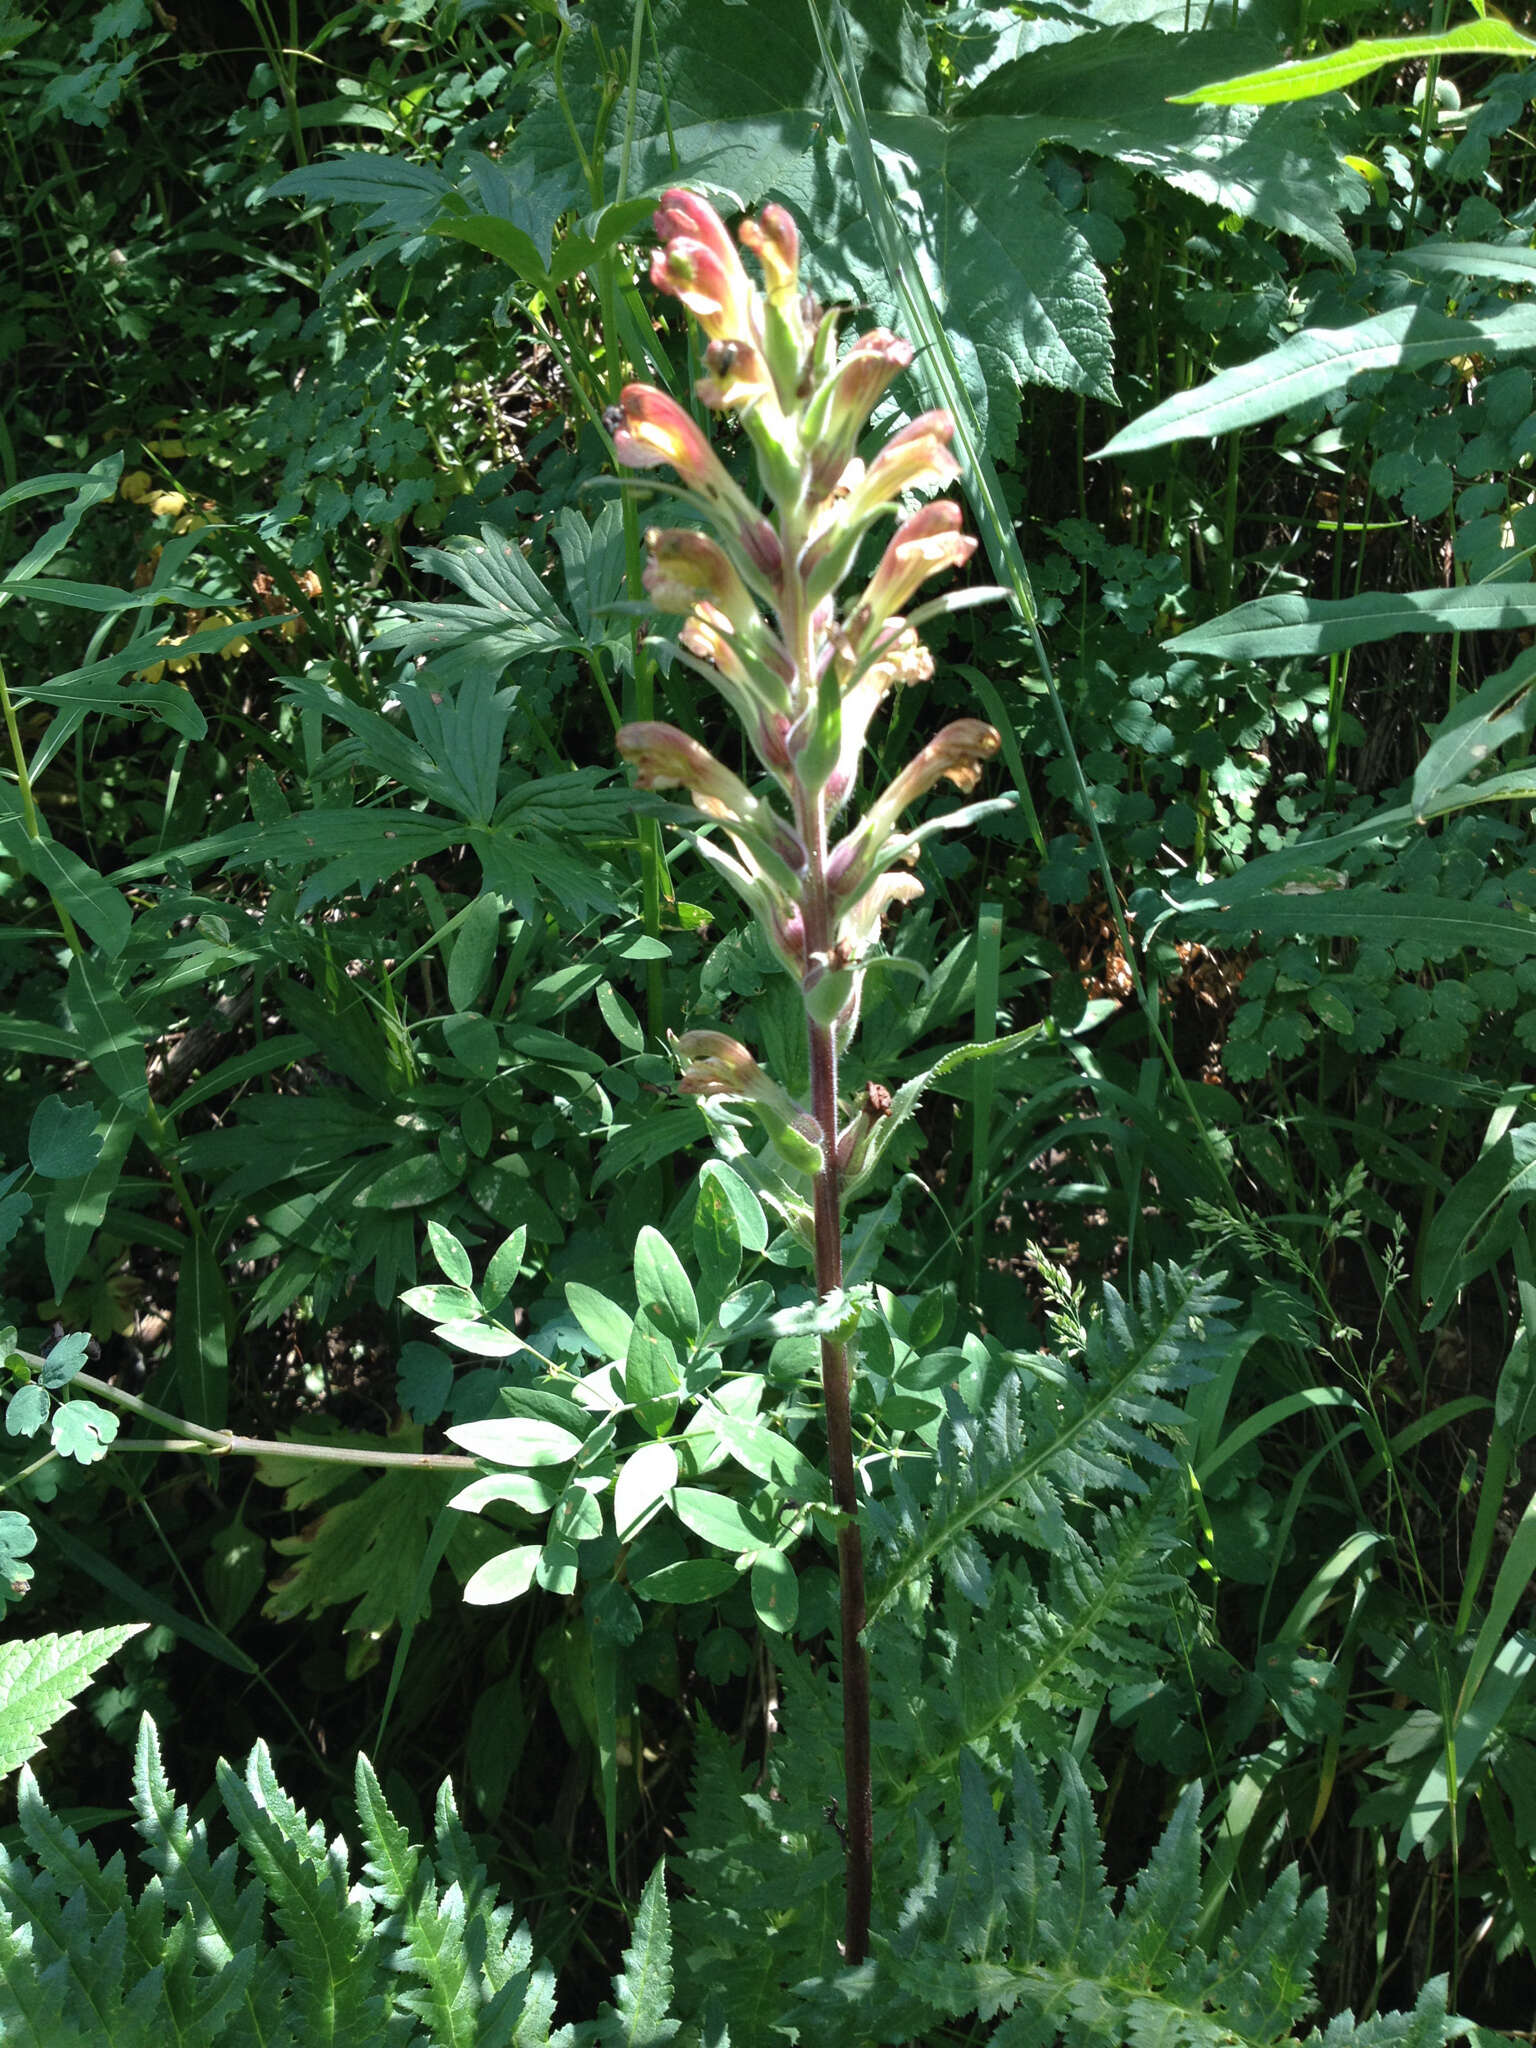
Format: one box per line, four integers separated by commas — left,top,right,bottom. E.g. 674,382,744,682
608,190,1005,1963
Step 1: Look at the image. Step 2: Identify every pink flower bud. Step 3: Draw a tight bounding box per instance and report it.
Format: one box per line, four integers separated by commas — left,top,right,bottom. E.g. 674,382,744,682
879,717,1002,810
651,191,757,345
608,386,783,582
608,385,726,488
738,205,800,297
845,502,977,652
803,329,915,497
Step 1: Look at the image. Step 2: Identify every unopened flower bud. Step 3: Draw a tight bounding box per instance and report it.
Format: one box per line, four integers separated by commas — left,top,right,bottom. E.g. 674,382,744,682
610,386,785,586
803,951,859,1029
738,205,800,299
845,502,977,654
803,330,915,498
836,1082,893,1176
739,204,808,407
651,190,756,345
644,528,757,629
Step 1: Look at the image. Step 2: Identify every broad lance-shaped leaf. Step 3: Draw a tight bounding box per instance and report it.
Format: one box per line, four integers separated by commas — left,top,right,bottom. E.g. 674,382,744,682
1170,583,1536,661
1101,301,1536,456
1178,887,1536,966
1387,239,1536,289
0,1626,146,1779
1412,651,1536,814
1172,17,1536,107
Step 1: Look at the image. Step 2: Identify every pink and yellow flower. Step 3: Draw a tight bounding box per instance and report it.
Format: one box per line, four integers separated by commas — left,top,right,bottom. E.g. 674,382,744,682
844,502,978,654
841,411,961,528
608,386,783,581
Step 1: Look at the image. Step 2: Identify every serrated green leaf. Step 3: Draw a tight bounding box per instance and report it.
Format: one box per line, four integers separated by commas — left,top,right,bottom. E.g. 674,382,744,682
847,1026,1044,1198
599,1859,679,2047
0,1624,146,1778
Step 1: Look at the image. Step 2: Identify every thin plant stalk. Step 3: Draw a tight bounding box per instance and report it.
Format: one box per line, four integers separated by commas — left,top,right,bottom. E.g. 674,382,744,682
607,187,1003,1963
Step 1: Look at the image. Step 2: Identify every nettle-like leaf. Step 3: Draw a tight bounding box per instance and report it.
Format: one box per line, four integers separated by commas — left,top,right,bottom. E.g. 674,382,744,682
871,1500,1189,1821
509,0,1358,455
781,1750,1453,2048
593,1861,680,2048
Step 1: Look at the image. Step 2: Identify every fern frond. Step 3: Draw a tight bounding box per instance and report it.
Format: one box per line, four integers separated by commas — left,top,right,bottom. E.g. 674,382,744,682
875,1499,1189,1815
0,1624,146,1781
865,1265,1231,1624
783,1749,1455,2048
595,1860,680,2048
216,1741,385,2048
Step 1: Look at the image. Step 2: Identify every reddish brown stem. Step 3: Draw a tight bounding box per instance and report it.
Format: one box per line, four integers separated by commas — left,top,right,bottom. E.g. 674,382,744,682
808,1006,873,1965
